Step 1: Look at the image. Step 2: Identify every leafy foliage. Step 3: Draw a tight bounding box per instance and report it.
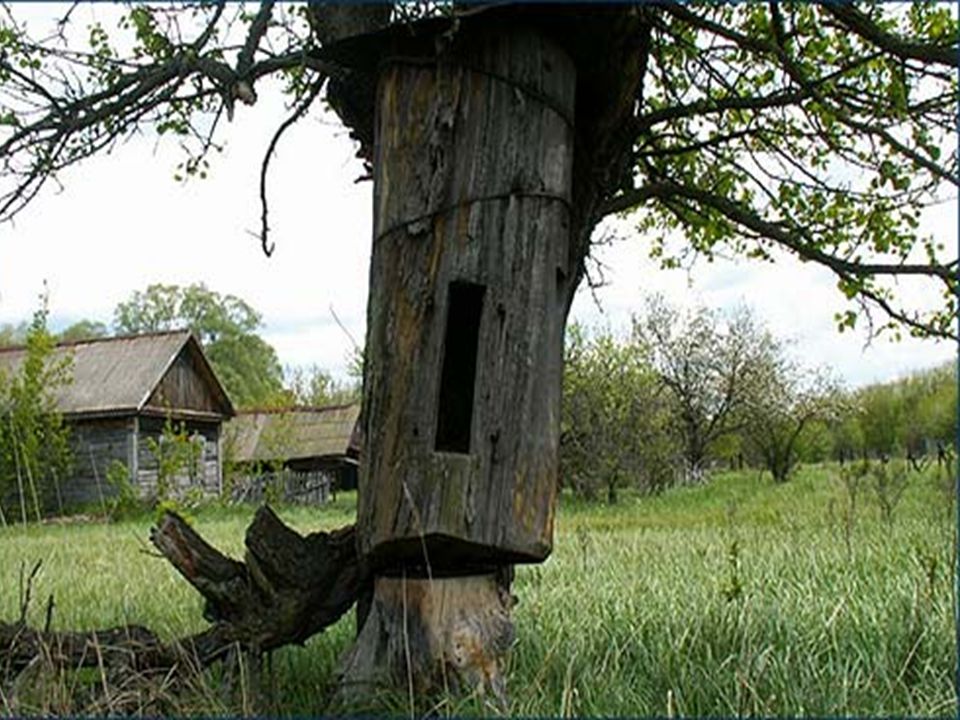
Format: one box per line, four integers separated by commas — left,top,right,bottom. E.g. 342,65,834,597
0,3,954,340
561,324,674,501
0,321,27,348
559,296,951,494
104,458,141,521
843,359,956,460
621,3,958,339
0,294,73,523
283,363,360,408
144,416,203,505
57,319,109,343
3,319,107,347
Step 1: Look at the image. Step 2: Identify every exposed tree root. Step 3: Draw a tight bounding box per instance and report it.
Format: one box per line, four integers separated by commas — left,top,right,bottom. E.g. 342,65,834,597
1,507,365,701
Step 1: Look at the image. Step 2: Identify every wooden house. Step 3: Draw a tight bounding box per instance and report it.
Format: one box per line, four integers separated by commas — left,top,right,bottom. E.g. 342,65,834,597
0,330,234,507
223,403,360,502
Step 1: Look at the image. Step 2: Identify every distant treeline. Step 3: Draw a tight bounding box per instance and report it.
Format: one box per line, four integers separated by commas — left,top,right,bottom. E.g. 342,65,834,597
833,362,954,465
560,297,955,502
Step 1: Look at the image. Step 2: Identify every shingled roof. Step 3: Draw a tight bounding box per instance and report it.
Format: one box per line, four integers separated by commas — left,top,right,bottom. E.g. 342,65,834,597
0,330,234,419
225,403,361,464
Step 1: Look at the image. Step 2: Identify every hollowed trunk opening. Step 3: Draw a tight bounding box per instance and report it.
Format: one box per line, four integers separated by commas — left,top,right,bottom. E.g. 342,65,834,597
435,280,485,454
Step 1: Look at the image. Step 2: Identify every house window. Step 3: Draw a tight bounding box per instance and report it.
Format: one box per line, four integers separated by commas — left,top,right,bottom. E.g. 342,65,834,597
435,281,485,454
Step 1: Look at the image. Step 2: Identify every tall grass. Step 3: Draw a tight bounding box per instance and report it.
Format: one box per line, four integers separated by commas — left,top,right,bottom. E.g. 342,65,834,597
0,463,955,716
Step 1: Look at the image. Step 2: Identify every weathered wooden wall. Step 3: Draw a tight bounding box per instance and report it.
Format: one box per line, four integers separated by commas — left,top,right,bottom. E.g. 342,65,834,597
57,416,222,508
358,27,576,569
63,417,136,508
136,416,221,497
143,346,224,417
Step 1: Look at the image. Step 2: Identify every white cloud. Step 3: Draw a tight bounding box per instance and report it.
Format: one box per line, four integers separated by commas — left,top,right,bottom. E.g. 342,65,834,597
1,84,373,376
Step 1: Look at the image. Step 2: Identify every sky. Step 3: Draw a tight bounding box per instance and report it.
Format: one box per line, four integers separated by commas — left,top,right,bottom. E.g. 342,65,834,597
0,7,956,390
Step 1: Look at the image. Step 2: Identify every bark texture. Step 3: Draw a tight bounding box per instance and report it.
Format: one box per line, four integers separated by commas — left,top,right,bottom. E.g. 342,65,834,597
316,4,653,296
337,573,515,709
359,24,576,570
152,507,363,653
337,22,574,706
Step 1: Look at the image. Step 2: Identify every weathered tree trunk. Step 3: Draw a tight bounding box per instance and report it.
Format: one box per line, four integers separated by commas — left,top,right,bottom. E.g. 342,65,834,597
315,4,651,706
359,27,575,568
342,22,576,704
336,572,515,710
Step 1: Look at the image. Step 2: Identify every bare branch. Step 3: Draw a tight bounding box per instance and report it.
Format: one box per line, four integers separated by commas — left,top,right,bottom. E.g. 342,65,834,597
191,0,226,52
257,72,326,257
234,0,275,103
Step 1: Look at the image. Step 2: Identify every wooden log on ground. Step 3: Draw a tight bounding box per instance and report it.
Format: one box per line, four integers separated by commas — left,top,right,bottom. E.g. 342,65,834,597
1,507,364,680
0,621,174,675
151,506,363,654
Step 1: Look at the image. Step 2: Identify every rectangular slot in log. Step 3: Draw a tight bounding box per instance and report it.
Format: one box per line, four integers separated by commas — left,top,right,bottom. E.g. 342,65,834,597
435,280,485,454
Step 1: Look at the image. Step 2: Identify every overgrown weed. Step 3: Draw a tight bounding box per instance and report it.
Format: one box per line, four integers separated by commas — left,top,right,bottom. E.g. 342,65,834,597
0,468,955,716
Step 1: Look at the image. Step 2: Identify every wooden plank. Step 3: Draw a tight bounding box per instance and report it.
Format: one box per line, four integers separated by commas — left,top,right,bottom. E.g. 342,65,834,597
143,345,225,417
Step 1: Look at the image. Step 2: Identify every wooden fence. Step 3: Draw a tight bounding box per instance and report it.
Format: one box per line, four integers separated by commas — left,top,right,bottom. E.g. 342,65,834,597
230,469,333,505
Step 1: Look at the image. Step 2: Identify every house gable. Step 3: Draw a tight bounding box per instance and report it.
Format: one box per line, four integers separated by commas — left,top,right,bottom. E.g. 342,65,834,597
143,338,233,419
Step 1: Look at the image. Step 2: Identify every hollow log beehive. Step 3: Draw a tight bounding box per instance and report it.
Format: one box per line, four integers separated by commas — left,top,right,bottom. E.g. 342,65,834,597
349,22,577,571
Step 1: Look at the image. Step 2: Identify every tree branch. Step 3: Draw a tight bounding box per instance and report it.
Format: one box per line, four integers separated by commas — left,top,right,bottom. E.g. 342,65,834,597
824,4,959,68
257,73,326,257
834,114,959,187
233,0,275,106
635,87,809,132
600,180,956,284
191,1,226,52
0,44,331,224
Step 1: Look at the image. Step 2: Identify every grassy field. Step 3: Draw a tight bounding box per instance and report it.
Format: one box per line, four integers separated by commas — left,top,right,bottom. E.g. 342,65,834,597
0,462,956,716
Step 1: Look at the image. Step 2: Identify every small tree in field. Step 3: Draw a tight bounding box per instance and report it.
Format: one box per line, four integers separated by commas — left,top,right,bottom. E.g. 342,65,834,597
561,324,674,501
634,297,769,484
740,349,846,483
869,457,911,525
0,295,73,523
144,416,202,505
